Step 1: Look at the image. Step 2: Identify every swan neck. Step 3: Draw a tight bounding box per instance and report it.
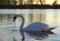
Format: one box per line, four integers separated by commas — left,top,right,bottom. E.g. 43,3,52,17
20,15,25,31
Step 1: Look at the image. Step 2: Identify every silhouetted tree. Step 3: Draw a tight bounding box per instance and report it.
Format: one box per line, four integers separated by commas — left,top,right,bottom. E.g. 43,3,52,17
30,0,33,4
0,0,10,5
39,0,44,5
19,0,23,5
8,0,10,5
9,0,17,5
26,0,33,4
53,0,57,5
0,0,2,5
0,0,5,5
13,0,17,5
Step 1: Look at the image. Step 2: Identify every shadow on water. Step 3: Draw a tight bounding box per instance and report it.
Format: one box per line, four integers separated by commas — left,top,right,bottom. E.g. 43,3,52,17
12,31,25,41
20,31,55,41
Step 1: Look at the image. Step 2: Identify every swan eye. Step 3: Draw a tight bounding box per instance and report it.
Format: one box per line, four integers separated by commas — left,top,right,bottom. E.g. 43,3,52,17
13,16,17,21
14,16,16,19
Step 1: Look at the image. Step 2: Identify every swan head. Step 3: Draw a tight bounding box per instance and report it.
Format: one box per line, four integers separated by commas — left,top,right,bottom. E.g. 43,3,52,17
13,15,24,22
13,16,17,22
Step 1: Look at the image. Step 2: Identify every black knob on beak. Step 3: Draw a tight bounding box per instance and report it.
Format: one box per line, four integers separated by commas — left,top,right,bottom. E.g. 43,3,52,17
13,16,16,22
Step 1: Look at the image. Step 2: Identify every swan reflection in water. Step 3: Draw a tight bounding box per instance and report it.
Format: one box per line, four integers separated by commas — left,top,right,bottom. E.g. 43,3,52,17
20,31,54,41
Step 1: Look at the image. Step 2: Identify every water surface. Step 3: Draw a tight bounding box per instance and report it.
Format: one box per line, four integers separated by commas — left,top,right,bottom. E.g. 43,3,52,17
0,9,60,41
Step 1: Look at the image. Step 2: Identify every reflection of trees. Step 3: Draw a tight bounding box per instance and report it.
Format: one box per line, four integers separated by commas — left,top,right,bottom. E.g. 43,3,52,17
0,14,58,27
0,14,2,23
24,14,45,22
0,14,45,23
39,14,45,22
0,14,15,23
29,14,33,23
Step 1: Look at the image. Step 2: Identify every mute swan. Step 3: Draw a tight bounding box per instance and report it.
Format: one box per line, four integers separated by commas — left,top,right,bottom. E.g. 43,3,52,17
13,15,56,32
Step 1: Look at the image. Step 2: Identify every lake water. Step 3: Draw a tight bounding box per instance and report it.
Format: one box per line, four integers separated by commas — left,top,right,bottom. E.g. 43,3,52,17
0,9,60,41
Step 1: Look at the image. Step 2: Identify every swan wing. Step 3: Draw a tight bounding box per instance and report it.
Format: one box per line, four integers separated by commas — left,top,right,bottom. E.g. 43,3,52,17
24,22,48,32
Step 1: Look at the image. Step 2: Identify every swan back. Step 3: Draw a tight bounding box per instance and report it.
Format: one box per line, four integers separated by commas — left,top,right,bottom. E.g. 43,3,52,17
24,22,49,31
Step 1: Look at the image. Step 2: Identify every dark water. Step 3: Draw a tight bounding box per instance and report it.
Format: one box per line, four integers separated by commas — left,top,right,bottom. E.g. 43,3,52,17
0,9,60,41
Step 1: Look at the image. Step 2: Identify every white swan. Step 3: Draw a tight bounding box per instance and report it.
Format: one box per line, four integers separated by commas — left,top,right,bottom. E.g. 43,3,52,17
13,15,56,32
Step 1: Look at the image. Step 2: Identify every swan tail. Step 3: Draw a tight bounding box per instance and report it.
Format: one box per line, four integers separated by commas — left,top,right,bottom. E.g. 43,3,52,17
43,27,56,31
